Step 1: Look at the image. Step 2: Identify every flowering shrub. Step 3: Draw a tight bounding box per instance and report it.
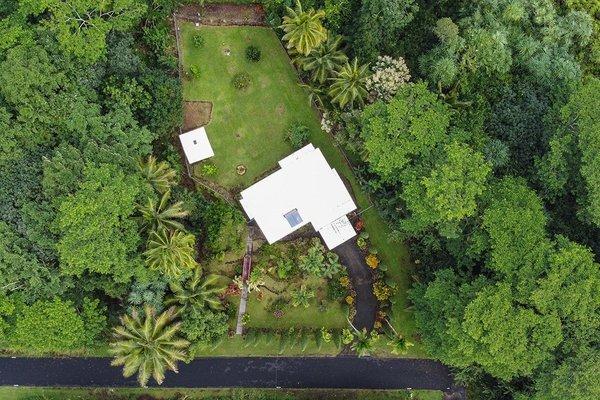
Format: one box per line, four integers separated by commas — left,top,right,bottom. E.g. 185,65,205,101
366,254,380,269
366,56,411,102
320,112,333,133
373,280,393,302
339,276,350,287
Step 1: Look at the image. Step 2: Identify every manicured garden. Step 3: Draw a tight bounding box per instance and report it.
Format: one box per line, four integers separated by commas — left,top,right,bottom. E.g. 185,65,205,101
179,22,420,357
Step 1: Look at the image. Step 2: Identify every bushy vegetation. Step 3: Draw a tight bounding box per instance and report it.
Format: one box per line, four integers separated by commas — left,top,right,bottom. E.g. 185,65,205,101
268,0,600,398
2,0,599,396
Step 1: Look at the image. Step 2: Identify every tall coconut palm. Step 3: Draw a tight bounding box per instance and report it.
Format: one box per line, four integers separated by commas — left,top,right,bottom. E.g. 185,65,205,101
298,35,347,84
280,0,327,56
166,267,226,312
109,305,189,387
328,59,370,109
138,190,189,233
144,228,198,279
138,156,177,194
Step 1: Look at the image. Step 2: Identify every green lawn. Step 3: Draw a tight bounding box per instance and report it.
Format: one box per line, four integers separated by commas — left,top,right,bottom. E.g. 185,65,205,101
0,387,443,400
179,24,421,356
181,24,304,189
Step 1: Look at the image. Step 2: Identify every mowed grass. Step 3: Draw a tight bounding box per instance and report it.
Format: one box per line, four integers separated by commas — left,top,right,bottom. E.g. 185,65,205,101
179,24,421,356
181,24,305,189
0,387,443,400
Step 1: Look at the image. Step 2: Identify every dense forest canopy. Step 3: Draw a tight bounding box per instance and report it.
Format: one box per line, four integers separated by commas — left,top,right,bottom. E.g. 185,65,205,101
0,0,599,398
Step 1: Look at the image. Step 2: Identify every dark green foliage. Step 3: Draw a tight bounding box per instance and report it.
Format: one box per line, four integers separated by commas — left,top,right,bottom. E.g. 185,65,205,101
11,298,87,353
193,32,205,48
246,45,262,62
285,123,310,149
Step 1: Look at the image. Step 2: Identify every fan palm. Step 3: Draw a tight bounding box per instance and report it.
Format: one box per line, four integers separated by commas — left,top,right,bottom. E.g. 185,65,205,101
280,0,327,56
138,190,189,233
166,267,226,312
138,156,177,194
109,305,189,387
298,35,347,84
144,228,198,279
328,59,370,109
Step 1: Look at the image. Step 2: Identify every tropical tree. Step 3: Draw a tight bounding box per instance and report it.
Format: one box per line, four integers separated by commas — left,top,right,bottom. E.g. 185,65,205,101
144,228,198,279
328,59,370,109
383,318,414,355
138,190,188,233
109,305,189,387
297,34,347,84
280,0,327,56
138,156,177,194
347,318,378,357
166,267,226,312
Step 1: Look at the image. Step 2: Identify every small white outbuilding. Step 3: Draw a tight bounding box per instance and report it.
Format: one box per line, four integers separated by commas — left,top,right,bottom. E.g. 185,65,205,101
240,144,357,250
179,127,214,164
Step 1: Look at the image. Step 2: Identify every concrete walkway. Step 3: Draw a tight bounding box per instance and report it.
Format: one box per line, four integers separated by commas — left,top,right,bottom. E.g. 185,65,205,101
0,357,454,390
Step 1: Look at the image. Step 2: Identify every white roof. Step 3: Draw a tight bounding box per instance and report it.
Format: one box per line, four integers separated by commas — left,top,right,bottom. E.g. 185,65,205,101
319,216,356,249
179,127,214,164
240,144,357,249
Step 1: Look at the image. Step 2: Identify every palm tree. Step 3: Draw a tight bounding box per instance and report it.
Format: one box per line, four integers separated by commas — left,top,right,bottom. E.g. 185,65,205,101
347,318,378,357
166,267,226,312
328,59,370,109
298,35,347,84
138,190,189,233
138,156,177,194
144,228,198,279
109,305,189,387
280,0,327,56
384,318,414,355
299,83,326,108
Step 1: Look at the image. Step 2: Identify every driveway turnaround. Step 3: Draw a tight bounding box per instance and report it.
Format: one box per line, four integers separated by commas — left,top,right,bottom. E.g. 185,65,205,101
0,357,453,390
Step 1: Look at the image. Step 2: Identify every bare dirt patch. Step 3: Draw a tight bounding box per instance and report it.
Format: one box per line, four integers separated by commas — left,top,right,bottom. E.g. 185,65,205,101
176,4,266,26
183,101,212,131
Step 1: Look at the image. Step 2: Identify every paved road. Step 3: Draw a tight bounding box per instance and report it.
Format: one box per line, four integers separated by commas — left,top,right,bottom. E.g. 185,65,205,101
0,357,454,390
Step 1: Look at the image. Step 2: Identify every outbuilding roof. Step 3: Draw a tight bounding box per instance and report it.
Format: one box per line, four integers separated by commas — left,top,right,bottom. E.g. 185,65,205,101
179,127,214,164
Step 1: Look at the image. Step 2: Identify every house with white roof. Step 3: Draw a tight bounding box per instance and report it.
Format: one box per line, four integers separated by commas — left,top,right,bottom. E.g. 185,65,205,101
179,126,214,164
240,144,357,249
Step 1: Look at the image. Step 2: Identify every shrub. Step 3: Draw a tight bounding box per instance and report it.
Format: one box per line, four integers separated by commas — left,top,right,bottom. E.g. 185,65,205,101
366,254,380,269
285,123,310,149
232,71,251,90
327,277,346,300
373,280,393,302
189,65,201,79
192,32,205,48
199,163,217,176
245,45,261,62
341,328,354,345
